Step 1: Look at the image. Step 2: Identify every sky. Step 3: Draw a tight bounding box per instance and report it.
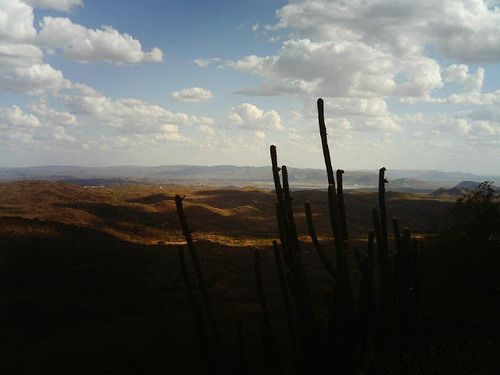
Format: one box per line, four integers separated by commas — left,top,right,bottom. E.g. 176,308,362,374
0,0,499,174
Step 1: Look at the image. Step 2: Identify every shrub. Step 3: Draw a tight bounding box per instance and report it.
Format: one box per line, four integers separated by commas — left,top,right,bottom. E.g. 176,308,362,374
447,181,500,246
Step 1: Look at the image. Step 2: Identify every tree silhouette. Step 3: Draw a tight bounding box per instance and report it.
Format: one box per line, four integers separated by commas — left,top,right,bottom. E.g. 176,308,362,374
448,181,500,246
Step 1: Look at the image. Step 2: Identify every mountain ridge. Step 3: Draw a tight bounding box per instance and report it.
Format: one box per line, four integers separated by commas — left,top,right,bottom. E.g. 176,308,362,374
0,165,498,191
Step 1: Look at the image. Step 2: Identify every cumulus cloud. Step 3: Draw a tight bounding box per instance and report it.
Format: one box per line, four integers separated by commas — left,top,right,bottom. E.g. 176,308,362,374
442,64,484,93
353,117,402,133
326,98,394,118
228,103,283,130
0,1,68,95
62,84,214,134
0,0,38,42
0,43,43,68
38,17,164,64
0,64,71,95
199,124,215,138
25,0,83,12
273,0,500,63
0,105,40,128
231,0,500,104
51,125,76,142
0,2,163,67
289,97,402,134
253,130,266,141
27,99,78,127
404,111,500,157
229,38,441,100
440,116,500,145
0,0,212,160
193,58,221,67
0,0,163,100
172,87,215,103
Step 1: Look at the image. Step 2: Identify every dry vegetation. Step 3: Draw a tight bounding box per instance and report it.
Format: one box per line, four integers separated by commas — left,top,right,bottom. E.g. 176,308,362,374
1,180,497,373
0,180,454,245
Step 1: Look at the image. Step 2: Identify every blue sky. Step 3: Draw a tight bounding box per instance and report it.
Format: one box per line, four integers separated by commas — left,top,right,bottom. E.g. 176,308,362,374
1,0,499,174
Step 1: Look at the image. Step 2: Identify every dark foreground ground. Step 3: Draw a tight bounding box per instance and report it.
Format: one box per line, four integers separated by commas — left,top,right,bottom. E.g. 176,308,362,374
0,182,499,373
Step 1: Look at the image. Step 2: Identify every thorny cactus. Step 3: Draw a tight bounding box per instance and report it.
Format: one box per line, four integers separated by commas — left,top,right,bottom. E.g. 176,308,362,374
175,98,419,374
268,98,419,373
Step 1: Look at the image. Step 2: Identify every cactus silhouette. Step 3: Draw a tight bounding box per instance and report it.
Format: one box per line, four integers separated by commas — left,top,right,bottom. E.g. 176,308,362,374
175,98,420,374
269,98,419,373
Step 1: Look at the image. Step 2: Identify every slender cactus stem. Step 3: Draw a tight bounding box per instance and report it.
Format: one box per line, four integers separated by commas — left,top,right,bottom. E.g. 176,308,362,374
270,145,284,207
305,201,336,278
175,194,202,278
328,184,344,266
378,167,389,252
178,245,196,313
337,169,348,241
282,165,301,257
318,98,335,186
175,194,218,338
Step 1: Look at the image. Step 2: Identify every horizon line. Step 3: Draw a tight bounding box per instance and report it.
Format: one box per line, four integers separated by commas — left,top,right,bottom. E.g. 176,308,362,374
0,164,498,177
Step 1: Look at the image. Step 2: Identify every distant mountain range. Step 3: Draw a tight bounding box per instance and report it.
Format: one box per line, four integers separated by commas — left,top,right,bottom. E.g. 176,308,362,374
0,165,498,192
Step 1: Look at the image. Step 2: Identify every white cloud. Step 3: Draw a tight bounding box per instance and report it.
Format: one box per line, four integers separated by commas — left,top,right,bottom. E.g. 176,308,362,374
441,117,500,148
0,2,68,95
63,84,214,134
38,17,164,64
0,105,40,128
51,125,76,142
0,0,38,42
442,64,484,93
193,58,221,67
325,98,393,118
172,87,215,103
353,117,402,133
405,112,500,153
0,0,218,161
253,130,266,141
0,43,43,68
25,0,83,12
0,0,161,99
27,99,78,127
228,103,283,130
272,0,500,63
198,124,215,138
326,98,402,132
7,131,34,145
231,0,500,103
230,38,441,100
0,64,70,95
289,97,402,134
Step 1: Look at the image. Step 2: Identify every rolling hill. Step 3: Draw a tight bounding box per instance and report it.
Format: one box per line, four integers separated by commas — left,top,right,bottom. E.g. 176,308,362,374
1,165,498,191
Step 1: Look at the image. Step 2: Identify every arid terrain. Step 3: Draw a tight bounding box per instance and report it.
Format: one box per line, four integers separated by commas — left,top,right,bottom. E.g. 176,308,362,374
0,180,455,244
0,180,498,373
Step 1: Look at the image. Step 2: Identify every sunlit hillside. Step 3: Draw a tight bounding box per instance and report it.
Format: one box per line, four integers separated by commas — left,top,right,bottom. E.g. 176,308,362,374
0,180,455,246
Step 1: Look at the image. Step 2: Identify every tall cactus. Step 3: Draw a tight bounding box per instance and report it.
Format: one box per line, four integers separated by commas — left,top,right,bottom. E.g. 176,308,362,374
175,96,420,374
271,146,318,373
317,98,335,186
337,169,348,241
175,194,217,338
290,98,418,372
177,244,217,374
